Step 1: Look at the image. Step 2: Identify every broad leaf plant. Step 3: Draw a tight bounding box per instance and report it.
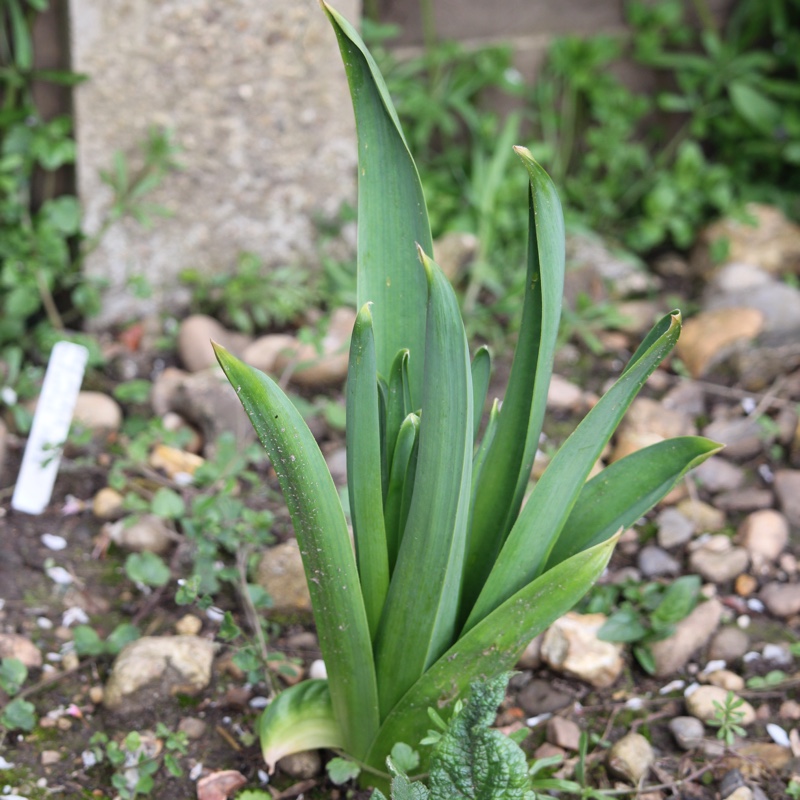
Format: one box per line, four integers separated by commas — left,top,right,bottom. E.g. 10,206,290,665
213,4,720,789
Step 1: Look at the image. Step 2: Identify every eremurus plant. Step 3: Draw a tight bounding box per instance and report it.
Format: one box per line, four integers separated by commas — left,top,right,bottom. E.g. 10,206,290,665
212,2,721,788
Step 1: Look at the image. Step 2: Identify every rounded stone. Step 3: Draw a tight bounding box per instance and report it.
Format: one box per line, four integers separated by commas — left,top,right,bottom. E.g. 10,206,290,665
669,716,705,750
607,732,654,784
689,538,749,583
685,686,755,725
178,314,251,373
92,487,125,520
107,514,173,555
72,391,123,433
738,510,789,566
242,334,297,373
103,635,215,712
278,749,322,779
0,633,43,668
759,582,800,618
256,539,312,615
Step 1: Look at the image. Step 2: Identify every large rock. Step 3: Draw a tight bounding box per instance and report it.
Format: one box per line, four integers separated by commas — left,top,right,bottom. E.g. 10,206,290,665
70,0,359,326
774,470,800,527
255,539,312,616
104,635,215,711
650,598,723,677
178,315,251,373
692,204,800,278
170,368,255,456
676,308,764,378
540,612,624,688
272,307,356,388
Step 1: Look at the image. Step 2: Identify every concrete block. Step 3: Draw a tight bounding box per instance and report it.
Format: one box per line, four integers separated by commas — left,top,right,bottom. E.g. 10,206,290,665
69,0,359,326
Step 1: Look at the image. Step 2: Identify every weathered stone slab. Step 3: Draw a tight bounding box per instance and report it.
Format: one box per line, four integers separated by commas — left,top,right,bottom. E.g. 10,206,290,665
69,0,359,325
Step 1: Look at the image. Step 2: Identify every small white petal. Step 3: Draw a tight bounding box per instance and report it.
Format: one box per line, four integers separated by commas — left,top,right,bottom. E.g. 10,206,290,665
767,723,791,748
41,533,67,551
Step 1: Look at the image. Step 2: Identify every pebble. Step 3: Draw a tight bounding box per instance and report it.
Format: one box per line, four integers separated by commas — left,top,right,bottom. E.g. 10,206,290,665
433,230,479,281
638,545,681,577
738,510,789,568
62,651,79,671
540,612,624,689
702,416,765,461
676,498,726,533
150,366,189,416
774,469,800,527
779,699,800,720
148,444,205,479
688,537,749,583
242,334,297,373
611,397,697,462
668,716,705,750
178,314,251,373
41,750,61,766
607,732,654,785
89,686,104,704
692,457,745,493
71,391,124,433
324,445,347,487
662,379,706,418
547,374,586,412
685,686,755,725
734,574,758,597
272,307,356,388
0,633,43,668
656,507,696,548
175,614,203,636
169,368,255,457
178,716,207,740
517,678,573,716
706,262,772,294
714,488,775,512
759,582,800,617
516,635,542,670
651,599,723,677
107,514,174,555
92,487,124,520
546,716,581,751
278,750,323,779
256,539,312,615
103,635,216,712
196,770,248,800
724,787,754,800
706,669,745,692
676,308,763,378
762,643,792,666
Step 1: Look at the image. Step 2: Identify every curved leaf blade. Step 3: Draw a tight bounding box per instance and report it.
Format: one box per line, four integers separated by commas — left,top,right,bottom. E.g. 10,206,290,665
323,3,432,406
546,436,723,568
374,251,473,719
213,344,379,759
260,680,343,771
465,312,682,631
366,532,620,770
347,304,390,638
462,151,565,613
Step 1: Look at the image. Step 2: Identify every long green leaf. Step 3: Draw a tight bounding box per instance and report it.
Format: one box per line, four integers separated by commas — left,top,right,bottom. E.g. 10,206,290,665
347,304,390,639
464,311,682,631
383,413,420,572
461,151,564,617
259,680,342,771
546,436,722,568
323,3,432,406
385,349,411,476
374,251,473,719
213,344,379,759
365,531,620,771
470,345,491,443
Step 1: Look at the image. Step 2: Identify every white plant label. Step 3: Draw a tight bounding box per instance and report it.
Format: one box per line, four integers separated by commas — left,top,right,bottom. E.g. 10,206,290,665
11,341,89,515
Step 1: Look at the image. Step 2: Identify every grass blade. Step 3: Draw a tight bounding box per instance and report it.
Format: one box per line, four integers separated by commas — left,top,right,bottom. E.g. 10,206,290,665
374,250,473,718
347,304,390,639
366,532,620,771
464,311,682,631
213,344,379,759
546,436,722,568
385,349,411,477
323,3,432,406
462,151,564,613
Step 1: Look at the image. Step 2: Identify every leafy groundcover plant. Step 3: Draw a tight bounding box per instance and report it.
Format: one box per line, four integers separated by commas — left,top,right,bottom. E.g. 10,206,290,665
213,3,720,790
